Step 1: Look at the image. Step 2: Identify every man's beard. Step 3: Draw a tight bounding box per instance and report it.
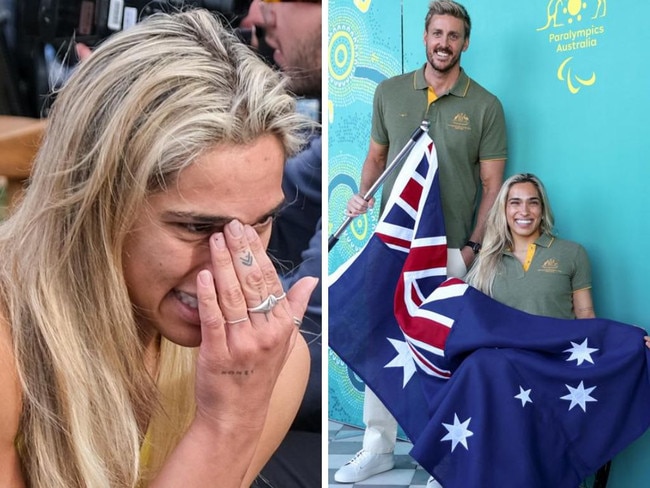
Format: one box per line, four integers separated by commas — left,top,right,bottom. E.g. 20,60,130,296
427,48,462,74
284,31,321,97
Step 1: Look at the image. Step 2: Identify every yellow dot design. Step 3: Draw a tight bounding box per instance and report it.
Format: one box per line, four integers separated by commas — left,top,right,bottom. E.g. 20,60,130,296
564,0,587,23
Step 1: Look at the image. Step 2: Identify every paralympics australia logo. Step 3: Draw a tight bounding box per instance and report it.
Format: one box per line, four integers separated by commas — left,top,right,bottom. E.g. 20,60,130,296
537,0,607,94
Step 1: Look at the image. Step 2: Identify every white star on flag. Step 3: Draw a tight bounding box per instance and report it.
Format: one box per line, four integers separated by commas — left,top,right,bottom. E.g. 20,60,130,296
560,381,597,412
564,338,598,365
441,413,473,452
384,338,417,387
515,386,533,407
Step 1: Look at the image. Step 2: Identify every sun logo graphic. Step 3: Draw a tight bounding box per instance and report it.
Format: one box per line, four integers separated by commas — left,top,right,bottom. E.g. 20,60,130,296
538,0,607,30
563,0,607,22
564,0,587,24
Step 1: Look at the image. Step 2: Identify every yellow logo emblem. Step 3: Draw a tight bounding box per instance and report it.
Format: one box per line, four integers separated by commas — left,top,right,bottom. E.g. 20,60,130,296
540,258,561,273
536,0,607,94
449,113,470,131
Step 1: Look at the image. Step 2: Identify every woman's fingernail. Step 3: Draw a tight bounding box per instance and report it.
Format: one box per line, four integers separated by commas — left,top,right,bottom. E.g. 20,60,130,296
198,270,212,286
213,232,225,248
228,220,243,237
245,225,257,242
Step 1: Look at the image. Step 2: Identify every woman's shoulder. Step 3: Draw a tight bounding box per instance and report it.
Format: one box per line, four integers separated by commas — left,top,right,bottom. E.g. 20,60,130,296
547,236,591,268
548,235,587,253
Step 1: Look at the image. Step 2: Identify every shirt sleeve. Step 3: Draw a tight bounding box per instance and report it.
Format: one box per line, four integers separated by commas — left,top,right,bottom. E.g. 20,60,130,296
370,81,389,146
571,243,592,291
478,96,508,162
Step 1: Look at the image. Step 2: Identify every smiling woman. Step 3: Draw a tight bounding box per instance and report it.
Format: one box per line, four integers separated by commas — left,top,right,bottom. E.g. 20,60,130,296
0,8,317,488
465,173,594,319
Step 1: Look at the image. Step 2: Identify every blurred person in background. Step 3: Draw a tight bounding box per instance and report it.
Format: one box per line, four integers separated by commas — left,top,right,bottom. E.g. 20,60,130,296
241,1,323,487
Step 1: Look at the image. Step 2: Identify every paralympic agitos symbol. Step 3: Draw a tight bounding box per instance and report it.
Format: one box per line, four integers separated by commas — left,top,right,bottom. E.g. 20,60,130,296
557,57,596,94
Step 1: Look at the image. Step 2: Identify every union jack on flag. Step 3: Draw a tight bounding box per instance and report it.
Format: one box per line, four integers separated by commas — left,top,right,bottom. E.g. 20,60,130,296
328,132,650,487
329,132,452,437
374,135,450,381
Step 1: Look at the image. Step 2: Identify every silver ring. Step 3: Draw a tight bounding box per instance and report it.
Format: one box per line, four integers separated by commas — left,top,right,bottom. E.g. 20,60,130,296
225,317,248,325
247,292,286,313
292,316,302,327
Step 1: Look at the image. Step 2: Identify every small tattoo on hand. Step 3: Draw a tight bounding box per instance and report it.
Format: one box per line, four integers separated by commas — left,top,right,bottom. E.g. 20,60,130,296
240,251,253,266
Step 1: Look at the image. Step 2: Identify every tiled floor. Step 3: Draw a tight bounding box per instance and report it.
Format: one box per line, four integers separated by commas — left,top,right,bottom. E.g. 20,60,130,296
328,420,431,488
328,420,606,488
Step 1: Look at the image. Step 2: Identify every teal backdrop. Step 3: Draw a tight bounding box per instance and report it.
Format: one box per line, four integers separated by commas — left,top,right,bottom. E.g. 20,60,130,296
328,0,650,485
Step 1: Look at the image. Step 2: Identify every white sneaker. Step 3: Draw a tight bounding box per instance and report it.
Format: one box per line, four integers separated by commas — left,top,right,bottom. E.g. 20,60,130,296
334,449,395,483
426,476,443,488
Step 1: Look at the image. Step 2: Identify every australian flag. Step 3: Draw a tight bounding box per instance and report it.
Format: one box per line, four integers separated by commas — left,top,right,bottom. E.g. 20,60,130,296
328,135,650,487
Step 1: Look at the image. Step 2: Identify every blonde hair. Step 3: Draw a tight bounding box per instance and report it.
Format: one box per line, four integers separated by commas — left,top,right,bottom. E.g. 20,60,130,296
425,0,472,38
465,173,555,295
0,9,308,487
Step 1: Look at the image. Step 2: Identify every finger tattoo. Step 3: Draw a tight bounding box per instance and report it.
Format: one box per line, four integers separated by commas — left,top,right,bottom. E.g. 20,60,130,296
240,251,253,266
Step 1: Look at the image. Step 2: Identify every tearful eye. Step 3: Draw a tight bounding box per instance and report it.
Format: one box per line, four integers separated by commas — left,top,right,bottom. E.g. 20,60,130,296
180,222,217,234
172,212,277,238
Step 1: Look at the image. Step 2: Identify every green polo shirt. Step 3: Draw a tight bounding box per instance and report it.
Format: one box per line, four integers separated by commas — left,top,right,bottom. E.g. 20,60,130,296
491,234,592,319
371,65,507,248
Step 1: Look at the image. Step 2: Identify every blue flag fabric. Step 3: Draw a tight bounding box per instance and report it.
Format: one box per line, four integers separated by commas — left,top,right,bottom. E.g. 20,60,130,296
412,279,650,487
328,136,650,487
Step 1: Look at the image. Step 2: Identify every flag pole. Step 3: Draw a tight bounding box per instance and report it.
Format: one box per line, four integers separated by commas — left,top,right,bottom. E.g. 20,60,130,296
328,120,430,252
